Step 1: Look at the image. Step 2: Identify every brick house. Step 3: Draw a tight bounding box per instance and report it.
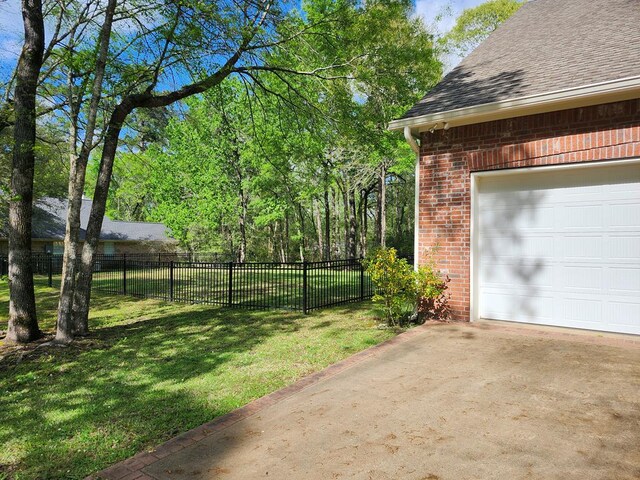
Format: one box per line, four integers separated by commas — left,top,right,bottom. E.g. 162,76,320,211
0,197,176,255
389,0,640,335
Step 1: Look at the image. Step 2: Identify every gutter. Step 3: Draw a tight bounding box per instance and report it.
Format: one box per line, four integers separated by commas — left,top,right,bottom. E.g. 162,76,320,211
404,125,420,155
390,75,640,134
404,126,420,271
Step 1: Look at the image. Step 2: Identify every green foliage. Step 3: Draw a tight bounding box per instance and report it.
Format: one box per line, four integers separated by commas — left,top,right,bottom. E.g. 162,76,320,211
143,80,257,253
443,0,524,56
366,247,450,326
4,0,441,260
89,0,442,260
0,124,68,231
365,247,415,326
414,258,450,322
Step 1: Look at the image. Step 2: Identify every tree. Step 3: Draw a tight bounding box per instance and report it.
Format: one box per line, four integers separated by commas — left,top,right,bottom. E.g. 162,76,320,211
96,0,441,264
55,0,118,342
443,0,524,57
0,123,68,204
140,82,258,257
2,0,441,342
5,0,45,343
2,0,117,342
66,0,363,337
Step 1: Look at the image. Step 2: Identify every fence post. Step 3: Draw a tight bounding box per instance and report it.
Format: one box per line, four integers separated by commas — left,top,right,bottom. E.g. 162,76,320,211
123,254,127,295
359,256,364,300
169,261,174,301
302,260,308,314
48,253,53,287
228,262,233,307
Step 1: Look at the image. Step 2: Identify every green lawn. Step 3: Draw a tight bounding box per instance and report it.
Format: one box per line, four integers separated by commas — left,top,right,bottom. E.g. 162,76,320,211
0,278,395,480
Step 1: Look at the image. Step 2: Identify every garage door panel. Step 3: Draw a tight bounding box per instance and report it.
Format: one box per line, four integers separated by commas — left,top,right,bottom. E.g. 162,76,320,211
608,267,640,294
482,262,553,288
560,297,603,324
480,205,555,231
477,162,640,335
559,204,604,230
609,202,640,229
560,235,603,259
609,236,640,260
480,235,555,260
607,178,640,196
562,265,604,292
609,302,640,331
481,290,554,322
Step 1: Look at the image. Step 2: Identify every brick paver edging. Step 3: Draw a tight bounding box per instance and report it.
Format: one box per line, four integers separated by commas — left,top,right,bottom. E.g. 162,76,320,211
90,323,432,480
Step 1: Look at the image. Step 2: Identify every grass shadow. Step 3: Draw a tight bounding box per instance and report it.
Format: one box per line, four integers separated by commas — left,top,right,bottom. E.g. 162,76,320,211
0,279,394,479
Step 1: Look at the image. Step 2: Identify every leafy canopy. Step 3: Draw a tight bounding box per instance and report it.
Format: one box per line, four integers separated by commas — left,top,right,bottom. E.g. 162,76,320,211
443,0,524,57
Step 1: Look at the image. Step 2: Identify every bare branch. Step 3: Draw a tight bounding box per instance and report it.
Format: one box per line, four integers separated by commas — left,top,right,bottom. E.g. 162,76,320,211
234,60,359,80
144,6,182,94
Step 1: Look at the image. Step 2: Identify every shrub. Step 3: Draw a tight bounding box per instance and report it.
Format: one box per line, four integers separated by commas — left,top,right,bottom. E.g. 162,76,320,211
365,248,414,326
414,260,450,322
366,247,450,326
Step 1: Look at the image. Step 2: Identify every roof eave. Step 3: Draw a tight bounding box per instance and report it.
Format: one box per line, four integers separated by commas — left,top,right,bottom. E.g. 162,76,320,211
389,75,640,135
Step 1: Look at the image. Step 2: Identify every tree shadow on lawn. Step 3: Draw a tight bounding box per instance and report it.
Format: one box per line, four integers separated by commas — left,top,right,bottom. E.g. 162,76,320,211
0,301,304,479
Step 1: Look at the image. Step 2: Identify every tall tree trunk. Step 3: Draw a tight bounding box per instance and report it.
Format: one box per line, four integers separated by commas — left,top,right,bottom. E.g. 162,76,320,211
55,115,80,343
323,186,330,260
6,0,45,343
267,223,274,261
341,184,349,256
314,199,323,261
375,172,382,245
331,188,340,258
296,203,306,262
347,189,357,258
56,0,117,342
360,189,369,258
276,221,286,263
238,186,248,263
397,193,406,239
228,226,235,260
72,102,133,333
284,213,290,262
377,164,387,248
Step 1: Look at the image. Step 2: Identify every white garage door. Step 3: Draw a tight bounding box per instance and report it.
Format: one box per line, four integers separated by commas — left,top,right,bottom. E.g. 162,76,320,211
477,161,640,335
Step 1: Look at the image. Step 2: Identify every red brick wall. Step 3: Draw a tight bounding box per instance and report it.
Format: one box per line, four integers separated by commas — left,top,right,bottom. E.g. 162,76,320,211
417,99,640,321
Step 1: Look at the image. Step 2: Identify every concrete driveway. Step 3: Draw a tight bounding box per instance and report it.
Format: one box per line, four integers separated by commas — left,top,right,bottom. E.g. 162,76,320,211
98,322,640,480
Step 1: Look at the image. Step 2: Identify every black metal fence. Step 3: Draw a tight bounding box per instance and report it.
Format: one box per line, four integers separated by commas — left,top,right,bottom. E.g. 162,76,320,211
1,254,374,313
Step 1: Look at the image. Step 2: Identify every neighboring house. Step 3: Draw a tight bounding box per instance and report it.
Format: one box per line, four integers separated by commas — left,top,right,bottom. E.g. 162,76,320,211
390,0,640,335
0,197,176,255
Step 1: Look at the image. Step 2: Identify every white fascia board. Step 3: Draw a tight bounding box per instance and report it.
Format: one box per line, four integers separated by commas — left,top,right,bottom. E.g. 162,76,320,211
389,75,640,134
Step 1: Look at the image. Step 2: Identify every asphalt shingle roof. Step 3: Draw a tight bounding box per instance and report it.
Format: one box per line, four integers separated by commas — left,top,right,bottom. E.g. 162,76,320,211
400,0,640,120
1,197,172,242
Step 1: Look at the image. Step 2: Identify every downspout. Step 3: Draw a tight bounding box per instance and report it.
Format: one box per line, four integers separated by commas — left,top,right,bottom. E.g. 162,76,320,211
404,126,420,271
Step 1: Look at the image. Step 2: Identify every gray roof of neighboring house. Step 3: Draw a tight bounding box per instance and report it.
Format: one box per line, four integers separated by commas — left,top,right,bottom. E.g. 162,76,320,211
400,0,640,120
0,197,172,242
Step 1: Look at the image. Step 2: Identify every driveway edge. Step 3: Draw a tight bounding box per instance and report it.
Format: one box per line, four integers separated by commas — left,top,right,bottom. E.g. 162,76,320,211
90,323,432,480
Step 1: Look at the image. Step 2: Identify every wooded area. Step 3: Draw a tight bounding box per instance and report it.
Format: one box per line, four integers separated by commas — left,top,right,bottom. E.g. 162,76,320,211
0,0,523,342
